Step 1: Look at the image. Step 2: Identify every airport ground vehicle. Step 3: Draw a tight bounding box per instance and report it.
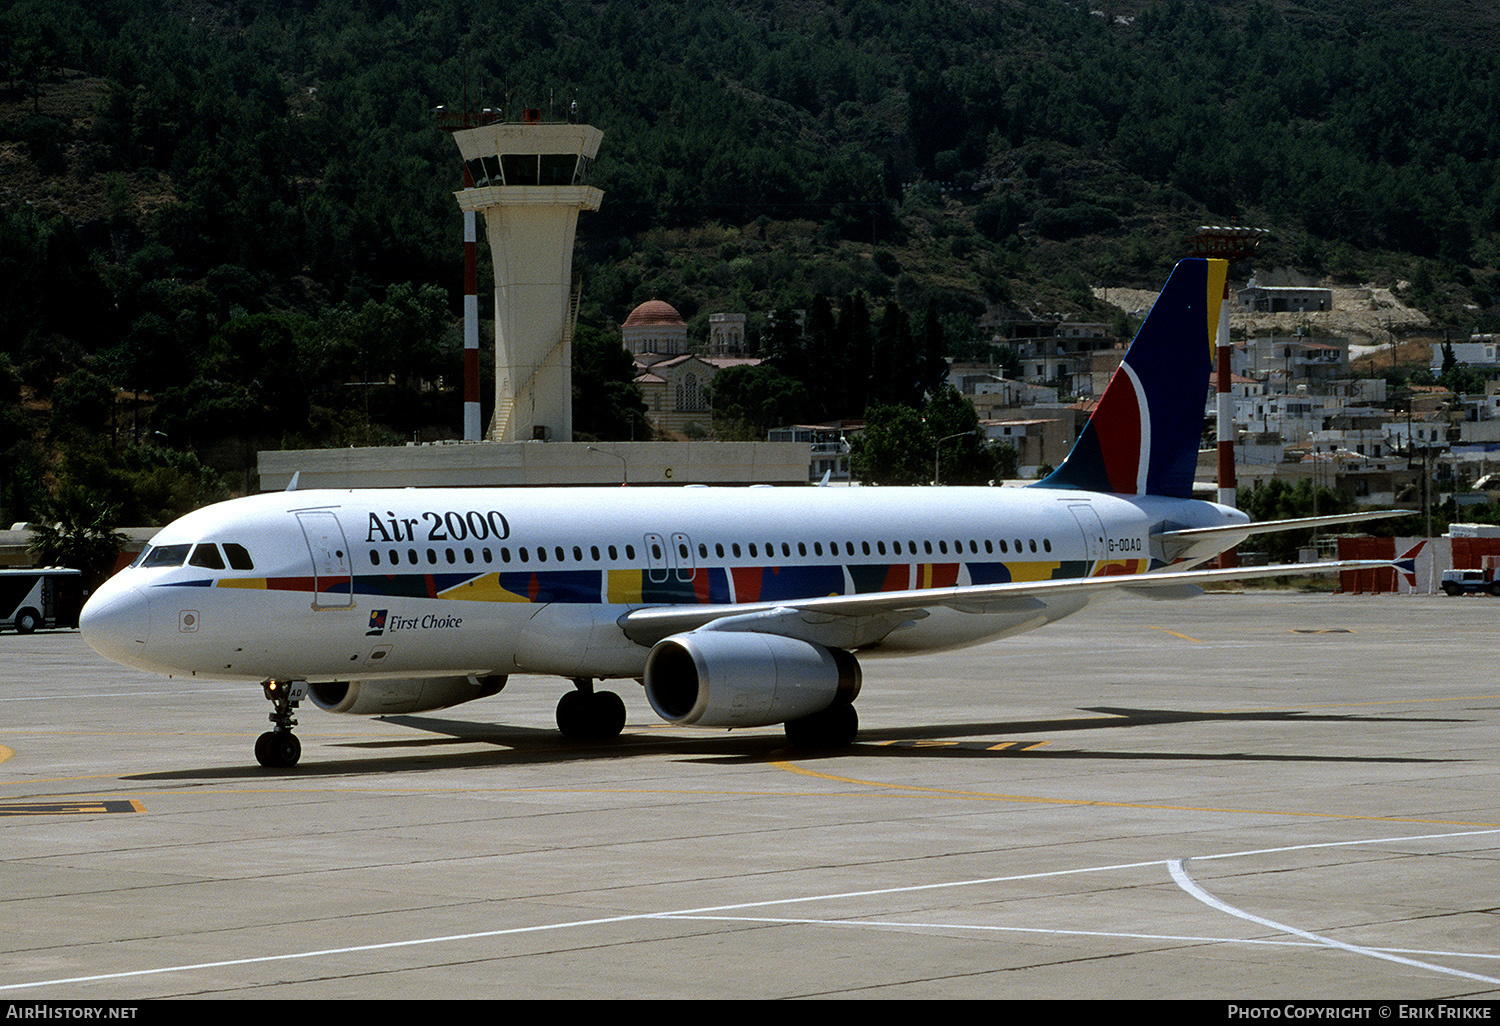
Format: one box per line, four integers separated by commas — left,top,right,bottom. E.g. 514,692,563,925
1,567,84,632
1439,568,1500,596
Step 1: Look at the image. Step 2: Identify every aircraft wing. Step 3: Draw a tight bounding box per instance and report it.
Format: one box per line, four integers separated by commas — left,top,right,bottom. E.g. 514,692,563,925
617,559,1392,649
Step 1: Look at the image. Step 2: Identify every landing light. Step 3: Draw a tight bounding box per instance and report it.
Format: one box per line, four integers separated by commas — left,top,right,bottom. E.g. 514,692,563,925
261,680,309,702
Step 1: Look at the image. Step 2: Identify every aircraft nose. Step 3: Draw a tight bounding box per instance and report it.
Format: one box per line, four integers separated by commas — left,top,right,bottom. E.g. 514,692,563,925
79,580,153,666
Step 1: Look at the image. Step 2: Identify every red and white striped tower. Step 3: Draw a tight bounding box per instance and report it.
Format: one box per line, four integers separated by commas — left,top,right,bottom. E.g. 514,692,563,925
1215,285,1234,507
1187,227,1269,568
462,163,481,441
439,103,494,441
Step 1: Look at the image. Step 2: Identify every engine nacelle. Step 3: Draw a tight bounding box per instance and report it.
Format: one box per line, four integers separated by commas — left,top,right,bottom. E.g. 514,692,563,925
308,674,506,716
643,631,860,728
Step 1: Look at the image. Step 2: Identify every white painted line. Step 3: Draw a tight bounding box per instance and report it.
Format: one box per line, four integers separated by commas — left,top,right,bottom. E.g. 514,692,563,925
0,687,246,702
658,913,1500,962
1168,858,1500,985
3,829,1497,992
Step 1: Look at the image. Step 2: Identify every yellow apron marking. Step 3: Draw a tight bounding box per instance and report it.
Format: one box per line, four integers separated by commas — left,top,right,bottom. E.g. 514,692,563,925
1147,625,1203,642
0,799,144,816
768,759,1500,827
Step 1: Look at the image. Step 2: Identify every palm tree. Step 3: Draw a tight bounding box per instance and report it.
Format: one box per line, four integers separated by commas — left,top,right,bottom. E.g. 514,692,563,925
27,487,127,591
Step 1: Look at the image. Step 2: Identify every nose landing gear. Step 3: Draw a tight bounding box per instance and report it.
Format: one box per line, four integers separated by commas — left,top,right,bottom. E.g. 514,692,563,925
256,679,308,768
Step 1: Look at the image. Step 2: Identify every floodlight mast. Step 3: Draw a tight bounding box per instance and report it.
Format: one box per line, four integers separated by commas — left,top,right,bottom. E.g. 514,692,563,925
1186,226,1269,569
435,98,502,441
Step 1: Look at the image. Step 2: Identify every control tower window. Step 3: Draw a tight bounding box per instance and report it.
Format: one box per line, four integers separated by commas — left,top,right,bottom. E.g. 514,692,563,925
501,154,538,186
489,154,580,187
539,154,578,185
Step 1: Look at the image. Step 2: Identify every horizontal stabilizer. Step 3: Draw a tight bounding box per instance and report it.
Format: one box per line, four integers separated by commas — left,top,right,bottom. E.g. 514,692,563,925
1153,510,1404,543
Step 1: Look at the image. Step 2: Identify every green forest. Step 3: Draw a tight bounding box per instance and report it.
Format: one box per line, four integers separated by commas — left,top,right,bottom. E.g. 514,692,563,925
4,0,1500,528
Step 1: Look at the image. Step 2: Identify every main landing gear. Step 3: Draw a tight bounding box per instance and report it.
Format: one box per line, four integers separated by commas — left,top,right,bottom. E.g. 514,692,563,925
256,679,307,768
784,701,859,748
556,678,627,741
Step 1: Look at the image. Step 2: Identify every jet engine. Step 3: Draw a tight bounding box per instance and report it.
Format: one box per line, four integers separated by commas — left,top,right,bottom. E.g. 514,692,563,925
308,674,506,716
643,631,860,728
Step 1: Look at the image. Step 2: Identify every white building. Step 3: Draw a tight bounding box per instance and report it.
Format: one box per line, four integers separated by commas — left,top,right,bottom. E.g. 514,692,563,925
1430,335,1500,373
1237,282,1333,313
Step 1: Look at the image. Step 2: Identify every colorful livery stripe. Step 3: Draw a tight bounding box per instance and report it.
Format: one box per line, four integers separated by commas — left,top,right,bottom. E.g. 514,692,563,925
182,557,1120,605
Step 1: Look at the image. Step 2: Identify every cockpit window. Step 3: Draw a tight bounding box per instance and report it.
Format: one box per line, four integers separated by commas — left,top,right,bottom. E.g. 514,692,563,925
222,543,254,570
142,544,192,568
189,544,225,570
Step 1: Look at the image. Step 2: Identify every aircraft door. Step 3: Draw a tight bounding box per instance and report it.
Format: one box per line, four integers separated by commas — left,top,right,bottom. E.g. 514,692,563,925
1066,503,1107,569
670,532,696,583
296,510,354,608
644,532,669,584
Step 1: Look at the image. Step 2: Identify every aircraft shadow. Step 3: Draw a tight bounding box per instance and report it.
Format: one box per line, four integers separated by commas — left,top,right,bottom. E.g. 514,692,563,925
121,704,1458,780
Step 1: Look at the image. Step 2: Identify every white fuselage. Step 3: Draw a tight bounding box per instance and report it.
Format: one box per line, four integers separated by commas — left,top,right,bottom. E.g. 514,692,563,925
79,485,1248,685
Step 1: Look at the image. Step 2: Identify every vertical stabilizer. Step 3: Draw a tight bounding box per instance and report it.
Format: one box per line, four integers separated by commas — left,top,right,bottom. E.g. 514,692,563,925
1034,257,1227,498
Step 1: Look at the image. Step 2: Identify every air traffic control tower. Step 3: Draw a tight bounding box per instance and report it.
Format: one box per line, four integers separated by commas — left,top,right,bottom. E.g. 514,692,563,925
450,113,602,442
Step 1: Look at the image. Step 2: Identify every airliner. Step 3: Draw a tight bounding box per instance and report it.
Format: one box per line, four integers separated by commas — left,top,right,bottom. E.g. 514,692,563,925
79,258,1393,767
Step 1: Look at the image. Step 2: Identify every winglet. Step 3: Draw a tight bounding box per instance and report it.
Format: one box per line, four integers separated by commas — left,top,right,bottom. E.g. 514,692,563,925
285,471,300,492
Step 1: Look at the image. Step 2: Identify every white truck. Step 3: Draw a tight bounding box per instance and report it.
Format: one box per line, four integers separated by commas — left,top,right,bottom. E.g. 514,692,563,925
1439,567,1500,596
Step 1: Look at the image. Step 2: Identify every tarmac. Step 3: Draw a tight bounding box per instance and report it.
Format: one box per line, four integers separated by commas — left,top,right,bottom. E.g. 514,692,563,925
1,590,1497,1000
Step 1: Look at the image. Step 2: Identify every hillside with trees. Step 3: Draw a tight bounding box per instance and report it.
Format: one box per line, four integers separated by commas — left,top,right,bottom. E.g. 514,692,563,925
3,0,1500,527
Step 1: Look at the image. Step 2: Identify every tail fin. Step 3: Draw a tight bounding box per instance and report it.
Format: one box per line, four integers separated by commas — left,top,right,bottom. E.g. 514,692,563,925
1034,257,1227,499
